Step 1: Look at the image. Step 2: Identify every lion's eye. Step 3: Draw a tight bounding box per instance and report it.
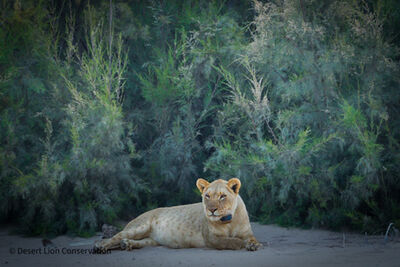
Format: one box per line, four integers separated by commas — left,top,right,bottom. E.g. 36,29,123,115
205,194,210,199
220,194,226,200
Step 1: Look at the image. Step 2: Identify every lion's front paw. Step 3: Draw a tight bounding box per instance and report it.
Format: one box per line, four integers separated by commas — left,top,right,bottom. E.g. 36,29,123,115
245,238,262,251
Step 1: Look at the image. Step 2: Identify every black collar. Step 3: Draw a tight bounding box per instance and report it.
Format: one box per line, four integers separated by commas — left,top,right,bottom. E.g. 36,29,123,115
220,214,232,222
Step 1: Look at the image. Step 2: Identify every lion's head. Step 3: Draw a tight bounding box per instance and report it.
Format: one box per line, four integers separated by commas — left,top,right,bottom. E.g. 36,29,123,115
196,178,241,223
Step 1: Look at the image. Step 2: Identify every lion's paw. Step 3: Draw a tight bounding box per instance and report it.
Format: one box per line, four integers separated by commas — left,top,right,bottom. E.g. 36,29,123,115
93,240,107,254
245,239,262,251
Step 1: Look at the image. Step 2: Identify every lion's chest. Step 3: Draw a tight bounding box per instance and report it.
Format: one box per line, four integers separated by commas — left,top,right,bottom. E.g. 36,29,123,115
209,222,240,237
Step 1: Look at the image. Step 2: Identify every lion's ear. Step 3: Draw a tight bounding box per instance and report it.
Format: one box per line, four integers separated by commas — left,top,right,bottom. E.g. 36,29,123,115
227,178,241,194
196,178,210,194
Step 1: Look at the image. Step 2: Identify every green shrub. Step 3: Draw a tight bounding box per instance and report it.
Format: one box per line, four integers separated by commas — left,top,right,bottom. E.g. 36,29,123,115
205,0,400,232
1,0,399,235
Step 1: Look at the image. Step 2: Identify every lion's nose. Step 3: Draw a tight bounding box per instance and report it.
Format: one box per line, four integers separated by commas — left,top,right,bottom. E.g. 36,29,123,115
209,208,217,214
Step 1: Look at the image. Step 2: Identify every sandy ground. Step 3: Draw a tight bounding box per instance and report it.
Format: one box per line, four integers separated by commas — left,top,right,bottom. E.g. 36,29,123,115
1,223,399,267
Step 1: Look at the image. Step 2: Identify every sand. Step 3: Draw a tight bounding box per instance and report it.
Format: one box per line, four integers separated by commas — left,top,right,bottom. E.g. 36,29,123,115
1,223,399,267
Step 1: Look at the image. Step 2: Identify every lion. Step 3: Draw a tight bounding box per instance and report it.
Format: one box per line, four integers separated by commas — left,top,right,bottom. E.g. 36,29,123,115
94,178,262,251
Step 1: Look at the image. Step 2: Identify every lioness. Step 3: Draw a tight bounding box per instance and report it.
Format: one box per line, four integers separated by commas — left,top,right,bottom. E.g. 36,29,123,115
95,178,261,251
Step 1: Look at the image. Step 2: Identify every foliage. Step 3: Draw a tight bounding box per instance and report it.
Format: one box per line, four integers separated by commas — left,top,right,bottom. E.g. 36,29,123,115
0,1,140,235
0,0,399,235
206,0,400,231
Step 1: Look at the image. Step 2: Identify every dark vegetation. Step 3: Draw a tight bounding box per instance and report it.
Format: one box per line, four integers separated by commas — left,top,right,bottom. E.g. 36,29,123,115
1,0,399,236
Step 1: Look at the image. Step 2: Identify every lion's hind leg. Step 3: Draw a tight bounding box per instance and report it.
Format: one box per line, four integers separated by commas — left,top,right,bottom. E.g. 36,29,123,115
120,238,158,250
95,218,152,251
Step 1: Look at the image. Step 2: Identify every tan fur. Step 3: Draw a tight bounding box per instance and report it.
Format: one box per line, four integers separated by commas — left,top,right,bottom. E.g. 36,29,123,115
95,178,261,251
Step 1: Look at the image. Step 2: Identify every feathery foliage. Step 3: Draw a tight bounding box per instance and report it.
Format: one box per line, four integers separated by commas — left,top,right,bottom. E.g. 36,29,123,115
1,0,399,234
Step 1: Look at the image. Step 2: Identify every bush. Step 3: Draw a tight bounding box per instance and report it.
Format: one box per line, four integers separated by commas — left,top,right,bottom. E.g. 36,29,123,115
1,0,399,235
205,0,400,232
